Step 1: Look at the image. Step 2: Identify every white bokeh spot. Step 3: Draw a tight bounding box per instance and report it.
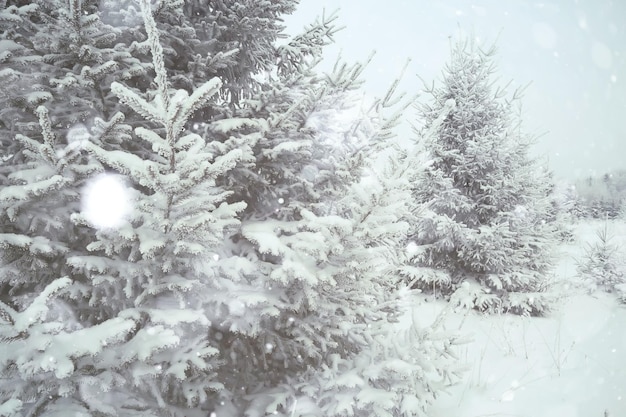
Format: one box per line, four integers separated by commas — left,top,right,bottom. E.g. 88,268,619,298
406,241,419,255
81,173,133,229
57,124,90,159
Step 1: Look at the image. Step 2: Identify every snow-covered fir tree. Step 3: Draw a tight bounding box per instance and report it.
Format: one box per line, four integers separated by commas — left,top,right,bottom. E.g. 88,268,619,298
207,48,465,413
408,38,560,315
1,0,243,414
188,12,465,416
2,1,466,416
0,13,111,407
272,147,467,417
577,221,626,302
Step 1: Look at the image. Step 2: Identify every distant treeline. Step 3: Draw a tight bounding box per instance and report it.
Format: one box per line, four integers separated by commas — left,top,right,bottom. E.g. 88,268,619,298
568,170,626,218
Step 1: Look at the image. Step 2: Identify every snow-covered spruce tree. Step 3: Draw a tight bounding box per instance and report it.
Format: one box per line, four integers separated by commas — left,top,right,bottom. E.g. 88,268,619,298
577,221,626,302
220,25,377,398
409,39,559,315
198,34,466,413
187,10,347,389
0,5,142,404
265,147,467,417
2,1,245,415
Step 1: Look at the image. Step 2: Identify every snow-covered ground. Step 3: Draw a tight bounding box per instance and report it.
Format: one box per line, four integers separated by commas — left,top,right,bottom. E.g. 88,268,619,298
415,219,626,417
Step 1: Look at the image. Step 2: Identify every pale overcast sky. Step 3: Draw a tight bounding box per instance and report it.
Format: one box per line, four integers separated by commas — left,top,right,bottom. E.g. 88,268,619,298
283,0,626,181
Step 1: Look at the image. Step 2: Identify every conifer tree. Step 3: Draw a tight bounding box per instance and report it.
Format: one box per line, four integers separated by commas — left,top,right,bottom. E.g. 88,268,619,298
409,39,559,315
2,1,467,416
271,148,466,417
201,38,466,412
577,221,626,302
1,0,245,414
187,15,369,406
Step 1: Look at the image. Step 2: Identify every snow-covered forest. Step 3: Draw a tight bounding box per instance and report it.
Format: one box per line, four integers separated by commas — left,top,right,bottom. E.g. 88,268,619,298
0,1,624,416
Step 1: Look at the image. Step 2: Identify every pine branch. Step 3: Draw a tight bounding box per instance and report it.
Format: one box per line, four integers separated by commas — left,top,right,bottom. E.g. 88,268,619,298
174,77,222,132
34,106,55,151
139,0,170,110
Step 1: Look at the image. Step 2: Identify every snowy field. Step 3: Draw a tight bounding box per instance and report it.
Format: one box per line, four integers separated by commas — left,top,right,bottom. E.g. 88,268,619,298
410,219,626,417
